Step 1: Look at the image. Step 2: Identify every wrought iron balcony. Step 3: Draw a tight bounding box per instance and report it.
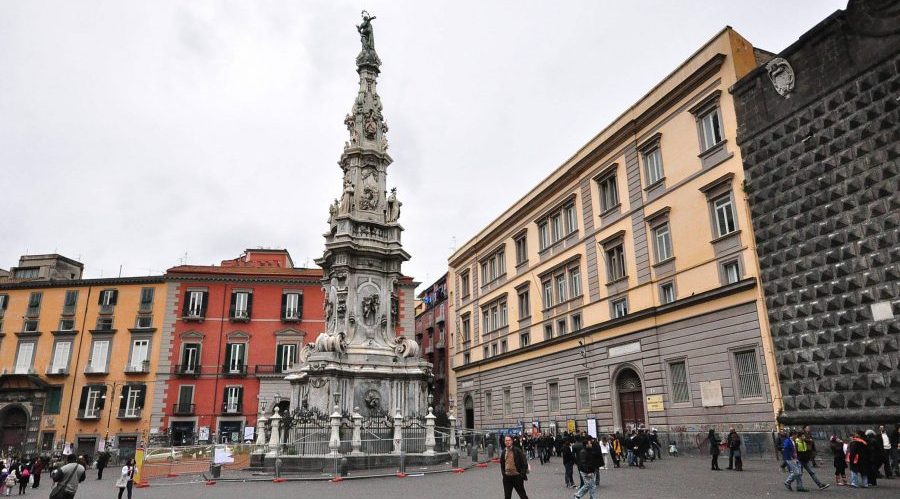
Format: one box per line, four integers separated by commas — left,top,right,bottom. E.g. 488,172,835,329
172,403,195,415
46,367,69,376
99,304,115,315
173,364,202,377
222,402,243,414
221,364,248,377
124,360,151,374
117,408,142,419
76,408,101,420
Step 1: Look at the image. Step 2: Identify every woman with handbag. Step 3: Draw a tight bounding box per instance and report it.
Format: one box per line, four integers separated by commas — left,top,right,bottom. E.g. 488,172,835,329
115,460,134,499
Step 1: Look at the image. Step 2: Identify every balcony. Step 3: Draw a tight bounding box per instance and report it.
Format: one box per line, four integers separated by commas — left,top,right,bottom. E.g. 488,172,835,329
424,342,434,354
182,311,204,322
435,305,446,323
173,365,202,378
221,365,248,377
61,305,77,317
99,304,115,315
76,409,101,420
124,360,151,374
254,365,291,376
138,303,153,314
46,367,69,377
172,403,195,416
222,402,243,415
282,309,301,323
230,311,250,323
117,408,142,420
84,366,108,376
25,307,40,319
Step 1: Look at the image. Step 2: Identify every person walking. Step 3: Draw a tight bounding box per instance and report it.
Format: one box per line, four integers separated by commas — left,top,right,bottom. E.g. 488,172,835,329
847,431,869,488
878,426,893,479
573,438,596,499
726,428,743,471
562,439,575,489
830,435,847,486
2,468,14,497
650,429,662,461
864,429,879,486
29,458,41,489
891,424,900,477
708,429,721,471
95,451,110,481
48,454,85,499
116,459,135,499
610,433,622,468
783,430,807,492
15,462,28,495
499,435,529,499
598,436,612,470
797,430,829,489
590,437,605,486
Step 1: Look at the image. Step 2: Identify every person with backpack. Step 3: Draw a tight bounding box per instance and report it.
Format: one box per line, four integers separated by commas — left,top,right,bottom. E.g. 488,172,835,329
2,468,14,496
48,454,85,499
116,459,135,499
726,428,743,471
15,463,29,495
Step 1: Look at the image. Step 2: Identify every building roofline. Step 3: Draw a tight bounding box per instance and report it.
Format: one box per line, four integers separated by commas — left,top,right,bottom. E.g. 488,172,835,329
15,253,85,269
0,275,165,291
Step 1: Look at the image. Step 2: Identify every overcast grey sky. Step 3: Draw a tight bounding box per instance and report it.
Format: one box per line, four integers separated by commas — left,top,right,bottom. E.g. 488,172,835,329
1,0,846,287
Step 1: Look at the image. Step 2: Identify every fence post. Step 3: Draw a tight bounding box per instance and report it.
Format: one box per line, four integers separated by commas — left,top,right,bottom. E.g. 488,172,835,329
448,412,457,453
424,406,436,456
392,409,403,454
328,405,342,457
351,407,363,456
256,412,268,448
267,407,282,456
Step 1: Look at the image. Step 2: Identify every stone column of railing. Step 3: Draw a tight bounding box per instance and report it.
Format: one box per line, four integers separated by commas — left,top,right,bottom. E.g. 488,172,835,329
328,405,342,457
424,407,436,456
256,412,268,448
448,412,457,453
351,407,363,456
267,407,282,456
392,409,403,454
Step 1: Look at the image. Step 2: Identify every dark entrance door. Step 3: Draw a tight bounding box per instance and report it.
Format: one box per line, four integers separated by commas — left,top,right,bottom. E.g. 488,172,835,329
616,368,645,430
463,396,474,431
118,436,137,464
0,406,28,452
218,421,242,443
171,421,195,446
76,437,97,463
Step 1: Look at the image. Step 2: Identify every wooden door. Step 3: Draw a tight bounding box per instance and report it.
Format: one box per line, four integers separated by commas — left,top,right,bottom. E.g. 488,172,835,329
618,391,645,429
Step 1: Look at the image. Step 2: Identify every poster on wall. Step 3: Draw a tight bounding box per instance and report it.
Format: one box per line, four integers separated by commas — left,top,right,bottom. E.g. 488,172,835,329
244,426,255,442
531,422,540,436
587,418,598,438
199,426,210,442
566,419,576,433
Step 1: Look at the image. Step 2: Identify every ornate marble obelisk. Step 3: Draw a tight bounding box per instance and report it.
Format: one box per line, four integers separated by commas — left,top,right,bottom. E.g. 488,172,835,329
287,12,432,418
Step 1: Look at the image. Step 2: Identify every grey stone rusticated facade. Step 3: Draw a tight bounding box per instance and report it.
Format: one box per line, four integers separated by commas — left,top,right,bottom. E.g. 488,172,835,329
730,0,900,425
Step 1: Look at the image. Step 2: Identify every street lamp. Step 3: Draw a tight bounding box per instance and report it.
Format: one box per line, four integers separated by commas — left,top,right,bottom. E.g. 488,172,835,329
102,382,124,450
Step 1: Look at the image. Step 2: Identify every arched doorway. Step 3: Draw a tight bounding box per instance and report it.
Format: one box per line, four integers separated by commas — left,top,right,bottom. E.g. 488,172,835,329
0,406,28,452
615,368,645,430
463,395,474,431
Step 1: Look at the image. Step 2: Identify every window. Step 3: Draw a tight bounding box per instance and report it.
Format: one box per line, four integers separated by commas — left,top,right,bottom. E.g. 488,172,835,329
223,386,243,413
231,291,251,320
460,272,471,299
598,174,619,212
577,376,590,410
184,290,207,318
225,343,246,374
517,288,530,319
723,261,741,284
46,387,62,415
14,342,35,374
734,350,762,398
555,274,568,303
503,389,511,416
491,342,498,357
0,294,7,317
50,341,72,373
643,147,664,185
569,266,582,297
23,319,39,332
483,346,489,359
461,314,471,342
557,319,567,336
548,382,560,412
463,352,471,365
277,344,298,372
139,287,154,310
181,343,200,373
514,234,528,266
481,299,508,333
62,290,78,315
500,339,507,353
698,107,724,151
15,268,39,279
571,314,582,332
538,222,550,250
564,204,578,234
283,292,302,320
480,250,506,284
550,214,562,241
88,340,110,373
544,323,553,341
612,299,628,318
520,331,530,347
79,385,105,419
58,319,75,331
524,385,534,414
95,317,114,331
669,361,690,403
135,316,153,329
542,280,553,308
605,244,626,281
120,385,145,418
713,195,737,237
26,292,42,317
485,391,493,415
653,223,673,262
176,386,194,414
99,289,118,307
660,282,676,304
129,340,150,371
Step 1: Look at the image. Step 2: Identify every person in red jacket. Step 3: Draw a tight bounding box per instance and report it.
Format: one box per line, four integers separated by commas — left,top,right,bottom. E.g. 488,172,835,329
847,431,869,488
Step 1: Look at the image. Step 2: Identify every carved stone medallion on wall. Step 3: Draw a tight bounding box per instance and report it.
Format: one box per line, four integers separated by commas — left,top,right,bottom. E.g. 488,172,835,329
765,57,795,98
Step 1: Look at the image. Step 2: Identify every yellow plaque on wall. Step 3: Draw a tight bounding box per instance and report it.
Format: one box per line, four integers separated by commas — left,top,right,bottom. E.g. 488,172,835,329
646,395,664,412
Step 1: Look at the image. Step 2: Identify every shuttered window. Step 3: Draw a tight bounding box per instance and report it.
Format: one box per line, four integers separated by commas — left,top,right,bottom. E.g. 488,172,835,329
735,350,762,398
669,361,690,403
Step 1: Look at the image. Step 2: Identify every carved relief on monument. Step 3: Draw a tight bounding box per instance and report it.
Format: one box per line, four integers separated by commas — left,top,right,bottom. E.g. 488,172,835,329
765,57,795,98
361,293,380,327
358,167,380,211
393,336,420,358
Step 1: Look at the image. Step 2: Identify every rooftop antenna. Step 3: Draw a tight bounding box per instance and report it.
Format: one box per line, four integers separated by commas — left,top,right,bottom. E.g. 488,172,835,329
118,265,123,278
449,236,457,254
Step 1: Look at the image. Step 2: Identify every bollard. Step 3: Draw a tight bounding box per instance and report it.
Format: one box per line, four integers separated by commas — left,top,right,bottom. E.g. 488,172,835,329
340,457,349,477
275,457,282,479
487,443,495,459
451,450,459,468
398,451,407,474
471,447,478,462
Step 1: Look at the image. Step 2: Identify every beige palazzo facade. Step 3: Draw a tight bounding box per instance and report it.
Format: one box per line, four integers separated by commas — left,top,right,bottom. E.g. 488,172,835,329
448,28,782,448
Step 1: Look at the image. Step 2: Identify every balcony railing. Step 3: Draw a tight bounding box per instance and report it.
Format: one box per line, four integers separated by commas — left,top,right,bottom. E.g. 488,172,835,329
173,364,202,377
84,366,108,376
99,304,115,315
117,408,142,419
221,364,248,377
222,402,243,414
25,307,40,318
77,408,101,420
172,403,195,415
124,360,150,374
231,311,250,322
183,310,204,321
138,302,153,314
46,367,69,376
282,309,301,322
61,305,77,317
254,364,293,375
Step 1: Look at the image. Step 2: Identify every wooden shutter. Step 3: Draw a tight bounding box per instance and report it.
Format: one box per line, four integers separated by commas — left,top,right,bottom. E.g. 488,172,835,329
181,293,190,317
137,385,147,409
276,344,285,369
119,386,129,411
229,292,236,318
78,387,89,411
223,344,232,370
246,293,253,318
280,293,287,319
200,292,209,316
111,290,118,305
297,294,303,320
97,385,108,410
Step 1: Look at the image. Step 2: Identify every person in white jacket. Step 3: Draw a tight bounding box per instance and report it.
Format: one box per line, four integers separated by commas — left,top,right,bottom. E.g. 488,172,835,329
116,460,134,499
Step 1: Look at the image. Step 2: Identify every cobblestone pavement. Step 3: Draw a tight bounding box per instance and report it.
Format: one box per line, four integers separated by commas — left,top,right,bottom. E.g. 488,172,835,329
66,456,899,498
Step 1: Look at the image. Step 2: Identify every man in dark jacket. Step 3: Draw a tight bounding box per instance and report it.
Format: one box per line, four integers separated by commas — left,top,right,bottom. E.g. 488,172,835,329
562,438,575,488
574,438,596,499
726,428,742,471
634,429,649,469
590,436,605,485
500,435,529,499
95,451,110,480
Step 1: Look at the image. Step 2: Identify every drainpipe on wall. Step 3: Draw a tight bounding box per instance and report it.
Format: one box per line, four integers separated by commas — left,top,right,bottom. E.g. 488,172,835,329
62,286,93,450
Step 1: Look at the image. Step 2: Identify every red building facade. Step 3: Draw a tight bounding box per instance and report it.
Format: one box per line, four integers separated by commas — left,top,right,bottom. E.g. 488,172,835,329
157,250,324,445
414,273,449,412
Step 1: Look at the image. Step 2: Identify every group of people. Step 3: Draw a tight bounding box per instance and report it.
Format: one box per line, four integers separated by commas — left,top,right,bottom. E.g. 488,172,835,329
0,456,44,495
0,451,137,499
780,424,899,491
707,427,744,471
